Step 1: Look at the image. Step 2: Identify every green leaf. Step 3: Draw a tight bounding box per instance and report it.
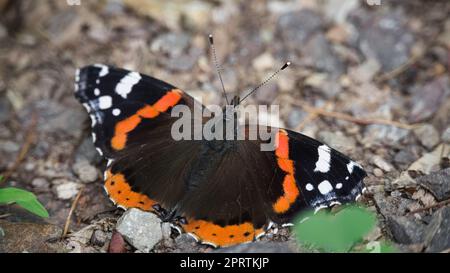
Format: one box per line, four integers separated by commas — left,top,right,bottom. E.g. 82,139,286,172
0,187,49,218
293,205,376,252
365,241,398,253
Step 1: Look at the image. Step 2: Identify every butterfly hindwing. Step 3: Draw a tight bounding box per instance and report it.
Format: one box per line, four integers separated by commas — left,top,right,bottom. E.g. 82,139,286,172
276,128,367,213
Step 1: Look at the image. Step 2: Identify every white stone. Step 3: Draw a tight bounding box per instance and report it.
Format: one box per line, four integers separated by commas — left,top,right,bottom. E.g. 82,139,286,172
55,182,81,200
116,208,163,252
73,160,98,183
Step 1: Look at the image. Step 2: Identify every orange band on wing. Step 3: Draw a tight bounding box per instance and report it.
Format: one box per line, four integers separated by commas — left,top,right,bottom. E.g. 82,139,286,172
277,158,294,174
111,89,182,151
104,170,156,211
182,219,264,247
153,90,182,112
111,115,142,150
137,105,159,118
273,129,300,214
275,130,289,158
273,174,299,213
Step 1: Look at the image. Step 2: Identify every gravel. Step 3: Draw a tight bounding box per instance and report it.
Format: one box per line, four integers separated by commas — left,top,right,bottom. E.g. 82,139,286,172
416,168,450,201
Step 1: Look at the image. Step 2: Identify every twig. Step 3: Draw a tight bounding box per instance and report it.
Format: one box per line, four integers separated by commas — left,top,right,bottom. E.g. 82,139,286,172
375,54,421,83
0,213,11,219
61,186,84,239
292,101,416,130
295,102,332,131
0,113,38,183
408,198,450,215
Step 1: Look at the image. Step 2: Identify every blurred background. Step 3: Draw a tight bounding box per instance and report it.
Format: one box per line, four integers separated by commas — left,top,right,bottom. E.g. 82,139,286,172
0,0,449,253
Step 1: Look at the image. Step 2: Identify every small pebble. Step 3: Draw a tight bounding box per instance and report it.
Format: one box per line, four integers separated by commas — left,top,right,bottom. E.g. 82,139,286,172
31,178,50,189
442,127,450,143
372,155,393,172
73,160,99,183
54,182,81,200
116,208,163,252
413,124,440,149
252,52,275,71
90,230,108,247
373,168,384,177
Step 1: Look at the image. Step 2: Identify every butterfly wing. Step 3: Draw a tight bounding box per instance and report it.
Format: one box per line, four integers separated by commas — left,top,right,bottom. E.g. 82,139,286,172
279,128,366,212
175,126,366,247
176,137,284,247
75,64,205,211
75,64,203,158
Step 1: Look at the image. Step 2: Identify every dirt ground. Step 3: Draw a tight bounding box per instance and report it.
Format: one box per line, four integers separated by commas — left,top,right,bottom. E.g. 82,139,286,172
0,0,449,253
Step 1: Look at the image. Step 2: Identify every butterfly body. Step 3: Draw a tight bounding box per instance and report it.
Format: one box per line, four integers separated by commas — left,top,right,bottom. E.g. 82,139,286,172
75,64,367,247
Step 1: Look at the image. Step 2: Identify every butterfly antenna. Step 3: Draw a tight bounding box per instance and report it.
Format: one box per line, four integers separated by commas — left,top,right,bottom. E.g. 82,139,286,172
209,34,229,104
239,61,291,104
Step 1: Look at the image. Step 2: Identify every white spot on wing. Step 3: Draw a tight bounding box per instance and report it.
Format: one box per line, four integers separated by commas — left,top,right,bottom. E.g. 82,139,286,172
91,132,96,143
187,233,199,242
256,231,266,239
169,224,182,234
112,108,121,116
347,161,357,174
318,180,333,195
98,96,112,109
94,64,109,77
202,241,218,248
94,88,100,96
314,145,331,173
117,205,126,210
306,183,314,191
115,72,141,99
336,183,343,189
314,205,328,213
330,201,341,206
96,148,103,156
89,114,97,126
75,69,80,82
82,103,91,112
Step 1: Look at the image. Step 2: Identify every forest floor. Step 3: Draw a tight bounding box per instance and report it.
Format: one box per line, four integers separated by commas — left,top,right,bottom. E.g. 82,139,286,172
0,0,449,253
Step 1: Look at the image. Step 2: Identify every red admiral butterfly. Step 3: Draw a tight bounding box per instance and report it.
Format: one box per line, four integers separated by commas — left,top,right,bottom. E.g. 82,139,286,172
74,39,366,248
